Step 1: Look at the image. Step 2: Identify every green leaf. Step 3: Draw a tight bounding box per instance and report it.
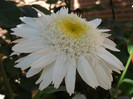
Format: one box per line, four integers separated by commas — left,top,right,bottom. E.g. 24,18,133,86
125,22,133,28
16,89,32,99
20,75,38,91
46,0,58,4
122,78,133,85
20,5,38,17
81,4,104,13
41,94,56,99
101,2,117,9
3,58,21,78
0,1,23,29
120,80,133,95
127,41,133,55
32,4,51,15
120,71,133,95
1,0,5,4
33,86,66,99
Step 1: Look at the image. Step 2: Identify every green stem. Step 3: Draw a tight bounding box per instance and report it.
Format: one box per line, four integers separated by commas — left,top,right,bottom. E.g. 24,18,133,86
111,53,133,99
0,56,15,99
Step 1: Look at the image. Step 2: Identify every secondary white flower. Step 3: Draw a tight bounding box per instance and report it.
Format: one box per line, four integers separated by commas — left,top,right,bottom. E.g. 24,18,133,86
72,93,87,99
11,7,124,95
0,94,5,99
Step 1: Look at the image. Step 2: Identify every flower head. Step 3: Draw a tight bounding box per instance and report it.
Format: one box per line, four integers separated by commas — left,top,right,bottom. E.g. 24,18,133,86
11,7,124,95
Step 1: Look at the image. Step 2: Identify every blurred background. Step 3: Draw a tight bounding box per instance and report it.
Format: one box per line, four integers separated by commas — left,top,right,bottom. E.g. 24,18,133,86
0,0,133,99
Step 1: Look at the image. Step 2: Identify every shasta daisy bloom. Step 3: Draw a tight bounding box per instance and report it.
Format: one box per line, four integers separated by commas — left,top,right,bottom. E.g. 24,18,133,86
11,7,124,95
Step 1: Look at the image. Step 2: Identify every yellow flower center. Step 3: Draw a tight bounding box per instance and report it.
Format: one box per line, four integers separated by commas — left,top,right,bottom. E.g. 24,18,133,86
64,21,82,35
47,13,104,57
57,15,88,39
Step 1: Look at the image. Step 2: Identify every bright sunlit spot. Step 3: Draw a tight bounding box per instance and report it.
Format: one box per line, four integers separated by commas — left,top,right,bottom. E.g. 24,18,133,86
95,0,101,5
74,0,80,9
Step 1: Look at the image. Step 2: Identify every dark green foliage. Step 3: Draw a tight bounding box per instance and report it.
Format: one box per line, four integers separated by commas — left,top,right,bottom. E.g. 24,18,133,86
3,58,21,78
16,90,32,99
34,86,66,99
20,75,39,91
81,4,104,13
20,5,38,17
46,0,58,4
0,1,38,29
0,1,23,29
101,2,117,9
75,77,111,99
120,70,133,95
32,4,51,15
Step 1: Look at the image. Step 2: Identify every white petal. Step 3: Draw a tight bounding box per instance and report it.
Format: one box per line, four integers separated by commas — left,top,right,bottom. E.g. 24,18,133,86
15,47,53,63
104,38,116,47
99,61,113,82
98,57,121,73
77,55,99,88
12,38,27,43
10,52,20,56
11,24,42,39
65,58,76,95
33,7,46,17
12,39,45,53
102,48,124,69
107,64,121,73
103,44,120,52
101,33,111,38
93,62,111,90
85,54,95,68
15,55,41,70
98,29,110,33
29,47,54,57
30,50,57,68
38,63,54,90
97,52,120,69
89,18,102,28
97,48,124,70
53,52,69,89
57,7,68,14
20,17,41,28
35,63,54,84
26,67,42,78
15,57,25,63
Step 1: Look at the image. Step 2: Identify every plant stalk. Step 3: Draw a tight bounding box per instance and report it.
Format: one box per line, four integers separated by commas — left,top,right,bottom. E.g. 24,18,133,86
111,53,132,99
109,0,115,21
0,56,15,99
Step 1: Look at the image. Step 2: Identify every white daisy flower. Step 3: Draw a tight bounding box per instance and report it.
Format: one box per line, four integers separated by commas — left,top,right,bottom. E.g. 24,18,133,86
11,7,124,95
